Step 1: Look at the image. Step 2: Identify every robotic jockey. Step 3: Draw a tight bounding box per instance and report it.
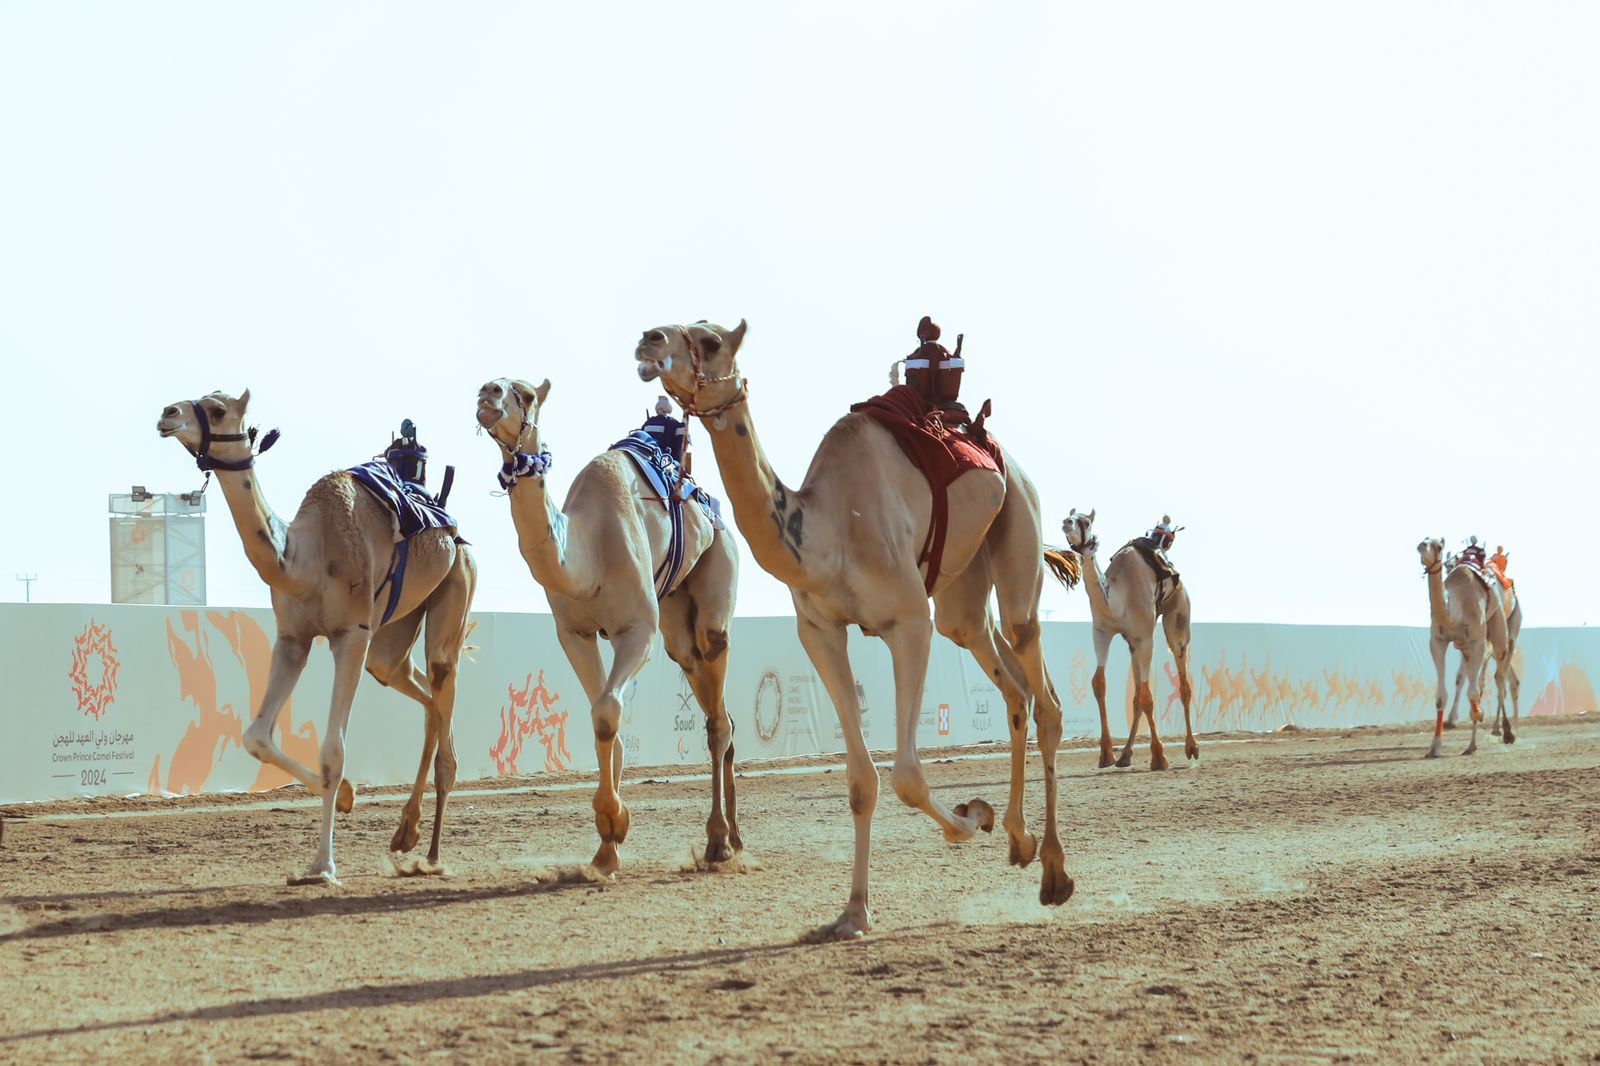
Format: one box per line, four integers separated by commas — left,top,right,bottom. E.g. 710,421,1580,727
640,395,690,471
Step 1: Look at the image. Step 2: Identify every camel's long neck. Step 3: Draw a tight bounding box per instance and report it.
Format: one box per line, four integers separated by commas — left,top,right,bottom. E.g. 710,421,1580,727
1079,550,1112,621
505,458,587,598
213,465,294,594
700,402,809,587
1425,567,1449,629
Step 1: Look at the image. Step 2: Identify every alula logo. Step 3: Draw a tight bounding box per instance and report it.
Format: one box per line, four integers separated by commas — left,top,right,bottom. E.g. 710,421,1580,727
68,620,120,721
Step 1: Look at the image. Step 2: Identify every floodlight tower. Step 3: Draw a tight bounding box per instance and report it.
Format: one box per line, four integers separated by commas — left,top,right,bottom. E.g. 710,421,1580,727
108,485,207,605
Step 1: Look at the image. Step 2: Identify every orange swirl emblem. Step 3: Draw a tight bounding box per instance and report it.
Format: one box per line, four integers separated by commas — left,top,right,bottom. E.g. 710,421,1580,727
68,620,121,720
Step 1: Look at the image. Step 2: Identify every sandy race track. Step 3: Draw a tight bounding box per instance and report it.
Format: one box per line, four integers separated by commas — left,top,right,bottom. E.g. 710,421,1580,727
3,717,1598,1064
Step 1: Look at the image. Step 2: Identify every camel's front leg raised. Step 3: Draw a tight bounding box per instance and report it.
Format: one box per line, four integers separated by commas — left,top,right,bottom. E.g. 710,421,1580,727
296,627,371,885
243,634,355,814
795,615,877,941
587,624,653,877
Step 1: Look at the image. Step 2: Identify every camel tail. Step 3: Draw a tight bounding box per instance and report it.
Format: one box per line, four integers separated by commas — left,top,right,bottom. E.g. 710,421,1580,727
1043,547,1082,590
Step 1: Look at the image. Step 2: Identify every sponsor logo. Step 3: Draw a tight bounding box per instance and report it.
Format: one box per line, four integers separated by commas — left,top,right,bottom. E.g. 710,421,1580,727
938,703,951,736
671,673,699,734
971,698,993,733
68,620,120,721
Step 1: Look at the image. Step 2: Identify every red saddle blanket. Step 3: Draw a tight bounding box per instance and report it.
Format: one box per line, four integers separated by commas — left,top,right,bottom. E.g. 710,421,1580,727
851,385,1005,594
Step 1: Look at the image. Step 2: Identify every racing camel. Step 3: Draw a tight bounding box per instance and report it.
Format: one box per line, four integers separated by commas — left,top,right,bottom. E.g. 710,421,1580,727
475,378,742,873
635,318,1078,941
158,390,477,884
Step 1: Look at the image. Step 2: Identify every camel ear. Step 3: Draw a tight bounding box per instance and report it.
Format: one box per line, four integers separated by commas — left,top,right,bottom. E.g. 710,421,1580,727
725,318,748,356
1088,508,1096,522
238,388,251,412
535,379,551,407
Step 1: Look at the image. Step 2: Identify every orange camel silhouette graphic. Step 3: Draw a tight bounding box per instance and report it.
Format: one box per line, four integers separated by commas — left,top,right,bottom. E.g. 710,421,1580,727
152,612,321,795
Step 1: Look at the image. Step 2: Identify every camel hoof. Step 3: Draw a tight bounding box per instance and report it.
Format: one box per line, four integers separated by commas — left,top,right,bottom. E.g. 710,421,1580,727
1424,744,1442,760
703,836,734,866
389,852,449,877
953,799,996,834
1502,731,1515,746
1039,857,1074,907
1185,742,1200,761
1009,832,1039,868
590,842,622,879
1150,753,1169,772
389,818,421,855
1114,751,1132,769
287,870,341,887
1098,749,1115,769
801,908,872,944
1462,745,1477,756
336,779,355,814
1442,719,1457,731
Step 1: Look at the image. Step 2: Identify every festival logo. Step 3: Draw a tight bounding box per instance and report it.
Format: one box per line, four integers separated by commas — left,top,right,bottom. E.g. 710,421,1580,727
489,670,572,775
971,697,993,734
937,703,951,737
68,620,120,721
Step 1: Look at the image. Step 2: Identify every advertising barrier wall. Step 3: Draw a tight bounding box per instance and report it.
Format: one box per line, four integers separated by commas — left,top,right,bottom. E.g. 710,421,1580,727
5,602,1597,804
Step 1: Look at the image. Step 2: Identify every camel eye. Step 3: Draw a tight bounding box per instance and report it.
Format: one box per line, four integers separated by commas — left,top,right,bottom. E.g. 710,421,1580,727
702,334,722,354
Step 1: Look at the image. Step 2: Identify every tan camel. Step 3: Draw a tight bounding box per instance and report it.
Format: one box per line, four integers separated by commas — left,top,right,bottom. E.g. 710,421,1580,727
1416,538,1515,756
635,320,1078,941
157,391,477,883
475,378,742,874
1059,510,1197,768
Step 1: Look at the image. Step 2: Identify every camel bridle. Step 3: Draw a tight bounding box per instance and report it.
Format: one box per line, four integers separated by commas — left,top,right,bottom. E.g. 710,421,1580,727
672,325,748,422
180,399,279,493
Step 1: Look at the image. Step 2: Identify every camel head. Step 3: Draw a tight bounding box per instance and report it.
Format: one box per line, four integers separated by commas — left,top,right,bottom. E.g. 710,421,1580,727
476,378,550,453
634,320,748,420
1417,537,1445,573
1062,508,1099,554
156,390,256,466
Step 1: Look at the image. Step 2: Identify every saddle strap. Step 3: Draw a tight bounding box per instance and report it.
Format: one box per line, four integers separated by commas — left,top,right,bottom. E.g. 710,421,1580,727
375,539,411,626
918,483,950,596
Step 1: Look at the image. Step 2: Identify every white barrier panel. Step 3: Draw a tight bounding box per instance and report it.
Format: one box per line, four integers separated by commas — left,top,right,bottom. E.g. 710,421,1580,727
4,604,1596,803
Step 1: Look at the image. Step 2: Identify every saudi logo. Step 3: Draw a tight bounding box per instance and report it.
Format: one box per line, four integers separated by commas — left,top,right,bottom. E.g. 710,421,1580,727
68,620,121,721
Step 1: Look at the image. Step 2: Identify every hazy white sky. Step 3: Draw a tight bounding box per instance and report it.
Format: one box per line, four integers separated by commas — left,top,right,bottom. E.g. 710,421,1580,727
1,2,1595,625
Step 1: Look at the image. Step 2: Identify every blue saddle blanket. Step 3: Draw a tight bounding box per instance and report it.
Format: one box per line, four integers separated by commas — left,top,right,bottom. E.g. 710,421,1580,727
348,461,458,541
610,432,724,599
609,432,724,531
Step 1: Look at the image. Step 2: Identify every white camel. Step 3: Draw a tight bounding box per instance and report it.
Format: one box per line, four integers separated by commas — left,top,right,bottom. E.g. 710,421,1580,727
635,320,1079,941
1058,510,1197,769
476,378,742,873
158,391,477,883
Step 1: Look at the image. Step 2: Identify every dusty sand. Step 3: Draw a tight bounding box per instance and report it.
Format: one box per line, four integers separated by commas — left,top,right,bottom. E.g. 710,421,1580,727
2,717,1598,1064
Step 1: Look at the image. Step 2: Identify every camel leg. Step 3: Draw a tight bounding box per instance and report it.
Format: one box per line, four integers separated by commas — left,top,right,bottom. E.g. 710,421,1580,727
795,614,876,941
1426,636,1447,758
1090,628,1115,768
298,627,371,884
665,530,740,862
587,623,654,877
881,614,990,841
1463,638,1486,756
661,583,739,864
934,553,1031,866
1502,651,1519,745
419,550,475,867
242,633,353,812
1162,605,1198,761
1445,657,1467,729
1118,636,1167,771
364,608,433,855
